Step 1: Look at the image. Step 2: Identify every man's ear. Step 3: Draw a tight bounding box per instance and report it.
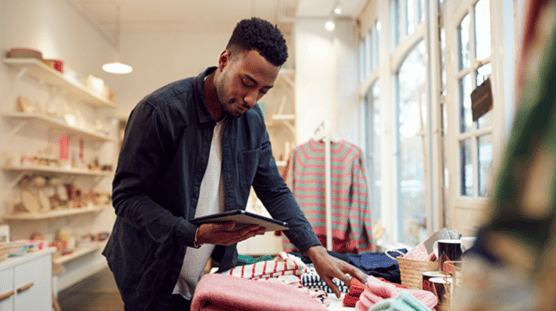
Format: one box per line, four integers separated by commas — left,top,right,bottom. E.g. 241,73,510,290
218,50,231,70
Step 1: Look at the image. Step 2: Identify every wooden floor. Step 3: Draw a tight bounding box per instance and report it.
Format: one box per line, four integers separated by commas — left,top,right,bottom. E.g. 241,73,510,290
57,267,125,311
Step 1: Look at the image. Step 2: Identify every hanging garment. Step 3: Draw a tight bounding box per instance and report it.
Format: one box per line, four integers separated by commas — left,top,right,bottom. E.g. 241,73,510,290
282,138,374,253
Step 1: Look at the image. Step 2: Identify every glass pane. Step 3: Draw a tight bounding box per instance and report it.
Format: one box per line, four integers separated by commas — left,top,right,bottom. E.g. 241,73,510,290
476,63,493,129
459,74,473,133
460,139,473,196
475,0,491,61
359,38,366,82
441,27,447,96
458,14,471,70
364,82,381,223
407,0,415,35
397,41,427,245
477,134,493,197
366,31,372,76
371,24,379,71
393,0,401,46
418,0,424,23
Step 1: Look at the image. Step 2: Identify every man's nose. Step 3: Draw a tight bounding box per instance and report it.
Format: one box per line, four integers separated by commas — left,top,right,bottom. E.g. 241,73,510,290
244,89,259,107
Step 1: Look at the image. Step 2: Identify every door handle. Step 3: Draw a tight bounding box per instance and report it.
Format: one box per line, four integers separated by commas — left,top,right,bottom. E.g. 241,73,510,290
0,290,15,301
16,282,34,294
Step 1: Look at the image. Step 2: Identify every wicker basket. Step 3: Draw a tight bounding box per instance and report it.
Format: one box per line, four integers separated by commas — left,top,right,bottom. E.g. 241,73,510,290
0,242,8,262
387,249,440,289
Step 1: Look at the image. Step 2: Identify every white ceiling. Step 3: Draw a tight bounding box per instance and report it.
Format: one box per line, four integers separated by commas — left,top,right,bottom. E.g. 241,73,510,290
66,0,365,47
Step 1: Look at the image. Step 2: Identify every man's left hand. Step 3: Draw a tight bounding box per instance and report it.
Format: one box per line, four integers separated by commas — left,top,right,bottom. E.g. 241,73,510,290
305,245,368,298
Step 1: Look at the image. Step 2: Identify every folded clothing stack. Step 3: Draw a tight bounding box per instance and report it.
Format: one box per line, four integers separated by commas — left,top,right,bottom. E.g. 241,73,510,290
191,274,328,311
369,291,434,311
344,277,408,307
343,277,366,307
355,276,438,311
219,252,307,280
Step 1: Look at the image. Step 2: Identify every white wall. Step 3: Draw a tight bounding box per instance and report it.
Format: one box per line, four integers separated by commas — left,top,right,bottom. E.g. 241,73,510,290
294,19,360,146
109,31,232,119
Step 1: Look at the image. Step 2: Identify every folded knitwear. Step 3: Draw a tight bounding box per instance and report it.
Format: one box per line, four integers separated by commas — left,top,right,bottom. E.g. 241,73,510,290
344,276,408,307
219,252,307,280
355,276,438,311
343,277,366,307
369,291,433,311
191,274,328,311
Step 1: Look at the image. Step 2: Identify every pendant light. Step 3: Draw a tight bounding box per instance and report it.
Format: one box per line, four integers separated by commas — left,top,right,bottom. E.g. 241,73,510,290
103,4,133,74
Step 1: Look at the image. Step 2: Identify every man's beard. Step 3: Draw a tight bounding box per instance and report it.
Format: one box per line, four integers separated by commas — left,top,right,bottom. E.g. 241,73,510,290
216,73,244,119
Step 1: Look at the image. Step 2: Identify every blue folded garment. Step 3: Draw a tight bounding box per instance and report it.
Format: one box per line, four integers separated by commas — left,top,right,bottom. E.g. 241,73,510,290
369,291,432,311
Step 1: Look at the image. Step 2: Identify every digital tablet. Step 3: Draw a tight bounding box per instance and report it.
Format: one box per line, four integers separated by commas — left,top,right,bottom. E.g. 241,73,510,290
189,209,289,232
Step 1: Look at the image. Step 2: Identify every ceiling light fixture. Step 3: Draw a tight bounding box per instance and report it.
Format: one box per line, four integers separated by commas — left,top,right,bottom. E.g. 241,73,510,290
102,4,132,74
325,0,342,31
325,20,335,31
333,0,342,15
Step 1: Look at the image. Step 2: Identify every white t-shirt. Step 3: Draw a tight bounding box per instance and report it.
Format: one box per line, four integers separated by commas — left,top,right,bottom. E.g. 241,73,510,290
173,118,226,300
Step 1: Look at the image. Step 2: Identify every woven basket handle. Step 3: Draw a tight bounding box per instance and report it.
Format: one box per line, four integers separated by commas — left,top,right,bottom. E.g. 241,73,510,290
385,249,405,260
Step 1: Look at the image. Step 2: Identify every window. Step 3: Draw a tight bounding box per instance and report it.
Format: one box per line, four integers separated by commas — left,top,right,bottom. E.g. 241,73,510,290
395,41,427,245
364,82,381,223
393,0,426,46
456,0,493,198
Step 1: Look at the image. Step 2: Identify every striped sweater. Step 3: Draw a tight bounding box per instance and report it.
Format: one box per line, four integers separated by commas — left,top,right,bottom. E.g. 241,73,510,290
282,139,374,253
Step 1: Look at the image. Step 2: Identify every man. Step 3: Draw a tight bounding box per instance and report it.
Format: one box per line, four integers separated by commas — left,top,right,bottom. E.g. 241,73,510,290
103,17,367,311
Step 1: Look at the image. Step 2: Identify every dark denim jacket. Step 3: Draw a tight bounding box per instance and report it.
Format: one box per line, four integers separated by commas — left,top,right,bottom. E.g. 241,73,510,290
102,67,320,311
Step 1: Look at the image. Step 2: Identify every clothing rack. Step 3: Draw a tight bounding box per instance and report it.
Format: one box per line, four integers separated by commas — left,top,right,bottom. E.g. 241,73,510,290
313,119,332,251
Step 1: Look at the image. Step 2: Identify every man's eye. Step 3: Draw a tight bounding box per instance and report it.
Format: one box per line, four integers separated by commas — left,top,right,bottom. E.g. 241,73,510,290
242,79,254,87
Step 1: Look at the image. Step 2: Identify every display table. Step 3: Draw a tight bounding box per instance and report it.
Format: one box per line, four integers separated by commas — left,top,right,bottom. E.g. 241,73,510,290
328,293,355,310
0,248,56,311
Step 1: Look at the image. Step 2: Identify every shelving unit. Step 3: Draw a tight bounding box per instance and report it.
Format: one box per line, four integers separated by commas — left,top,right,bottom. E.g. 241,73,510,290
2,205,108,221
263,69,296,169
2,58,115,108
1,57,117,289
53,242,104,265
3,112,116,142
1,165,113,177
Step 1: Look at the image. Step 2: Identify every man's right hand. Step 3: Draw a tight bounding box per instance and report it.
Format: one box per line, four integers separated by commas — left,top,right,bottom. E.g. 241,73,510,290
195,222,266,246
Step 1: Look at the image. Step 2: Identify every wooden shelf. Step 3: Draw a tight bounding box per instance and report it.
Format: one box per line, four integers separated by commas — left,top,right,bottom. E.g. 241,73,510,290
3,58,116,108
3,112,115,142
1,165,113,176
2,205,109,220
53,242,104,264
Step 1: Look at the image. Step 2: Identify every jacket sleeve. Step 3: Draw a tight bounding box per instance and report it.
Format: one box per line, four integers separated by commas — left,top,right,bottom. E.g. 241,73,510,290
251,131,321,254
111,101,197,247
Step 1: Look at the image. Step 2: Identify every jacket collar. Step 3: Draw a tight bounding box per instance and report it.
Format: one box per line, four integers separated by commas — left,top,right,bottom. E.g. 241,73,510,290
194,66,218,124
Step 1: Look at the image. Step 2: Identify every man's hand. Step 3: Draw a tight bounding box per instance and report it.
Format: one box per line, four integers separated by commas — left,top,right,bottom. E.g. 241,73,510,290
195,222,266,246
305,245,368,298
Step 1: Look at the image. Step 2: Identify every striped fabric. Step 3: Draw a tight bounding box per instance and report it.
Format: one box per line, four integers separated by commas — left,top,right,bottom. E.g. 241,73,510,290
219,252,308,280
301,273,349,294
282,139,374,253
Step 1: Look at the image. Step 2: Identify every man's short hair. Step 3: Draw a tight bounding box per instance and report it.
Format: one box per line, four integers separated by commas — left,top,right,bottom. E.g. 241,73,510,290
226,17,288,67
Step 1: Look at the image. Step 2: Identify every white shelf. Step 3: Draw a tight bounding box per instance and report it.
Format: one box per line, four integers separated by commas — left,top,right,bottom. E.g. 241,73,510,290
2,205,109,220
3,58,116,108
1,165,113,176
53,242,104,264
3,112,115,142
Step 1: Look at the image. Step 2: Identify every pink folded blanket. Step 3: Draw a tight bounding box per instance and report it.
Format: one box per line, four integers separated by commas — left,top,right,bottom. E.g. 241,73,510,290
191,274,328,311
355,276,438,311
